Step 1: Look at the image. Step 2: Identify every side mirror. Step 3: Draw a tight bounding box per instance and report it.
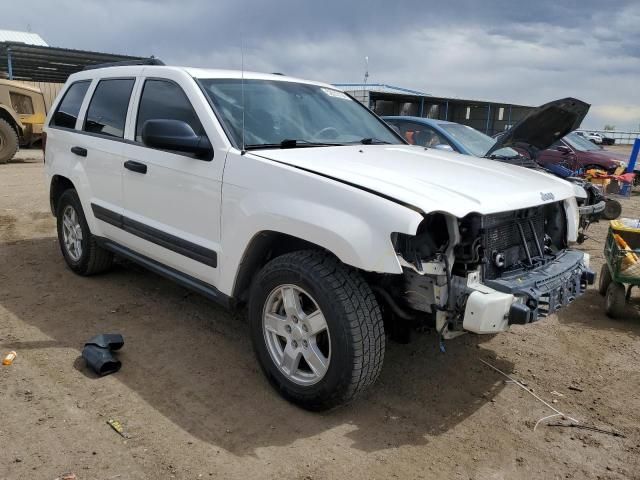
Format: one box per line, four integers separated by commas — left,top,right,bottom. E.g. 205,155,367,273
557,145,572,155
142,119,212,158
434,144,454,152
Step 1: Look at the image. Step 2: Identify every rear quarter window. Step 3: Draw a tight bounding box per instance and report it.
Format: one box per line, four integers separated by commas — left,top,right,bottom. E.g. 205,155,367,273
50,81,91,129
84,78,135,138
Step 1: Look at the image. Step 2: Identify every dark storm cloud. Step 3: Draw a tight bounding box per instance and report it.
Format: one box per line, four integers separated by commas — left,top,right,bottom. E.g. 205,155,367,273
3,0,640,129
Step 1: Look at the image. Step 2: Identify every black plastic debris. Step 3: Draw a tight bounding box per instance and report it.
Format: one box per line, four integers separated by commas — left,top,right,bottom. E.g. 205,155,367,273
82,334,124,376
84,334,124,351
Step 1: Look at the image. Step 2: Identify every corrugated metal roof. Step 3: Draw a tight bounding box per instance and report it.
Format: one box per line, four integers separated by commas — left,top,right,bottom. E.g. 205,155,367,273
0,30,48,46
0,42,151,82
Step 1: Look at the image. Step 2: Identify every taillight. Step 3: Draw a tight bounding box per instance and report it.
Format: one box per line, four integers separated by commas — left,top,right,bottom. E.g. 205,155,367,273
41,131,47,163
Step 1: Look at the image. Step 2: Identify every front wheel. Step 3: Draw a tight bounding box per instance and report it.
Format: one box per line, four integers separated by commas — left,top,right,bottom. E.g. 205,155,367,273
249,250,385,410
0,118,18,164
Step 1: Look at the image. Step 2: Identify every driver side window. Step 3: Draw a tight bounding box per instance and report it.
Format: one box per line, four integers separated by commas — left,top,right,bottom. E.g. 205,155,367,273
135,79,206,144
396,122,451,148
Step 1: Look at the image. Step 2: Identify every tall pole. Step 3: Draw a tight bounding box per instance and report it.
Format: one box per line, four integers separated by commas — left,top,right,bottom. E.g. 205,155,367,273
363,56,369,106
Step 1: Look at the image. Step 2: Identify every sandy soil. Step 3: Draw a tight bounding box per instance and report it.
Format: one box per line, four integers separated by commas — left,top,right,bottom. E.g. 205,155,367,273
1,149,639,480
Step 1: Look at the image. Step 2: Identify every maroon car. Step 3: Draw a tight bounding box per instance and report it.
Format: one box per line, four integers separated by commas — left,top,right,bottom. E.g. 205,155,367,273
535,132,626,173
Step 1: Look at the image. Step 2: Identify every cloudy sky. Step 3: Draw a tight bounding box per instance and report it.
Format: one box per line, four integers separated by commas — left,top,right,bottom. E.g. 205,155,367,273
4,0,640,130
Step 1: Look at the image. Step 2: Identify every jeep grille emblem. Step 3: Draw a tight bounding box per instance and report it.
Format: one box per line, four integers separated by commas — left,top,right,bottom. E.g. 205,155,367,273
540,192,555,201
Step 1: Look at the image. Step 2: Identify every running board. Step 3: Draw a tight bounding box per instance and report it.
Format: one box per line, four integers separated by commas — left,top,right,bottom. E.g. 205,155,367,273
96,237,232,309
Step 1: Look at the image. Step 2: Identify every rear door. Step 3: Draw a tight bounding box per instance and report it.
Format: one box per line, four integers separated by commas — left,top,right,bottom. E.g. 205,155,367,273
79,77,136,242
119,73,226,285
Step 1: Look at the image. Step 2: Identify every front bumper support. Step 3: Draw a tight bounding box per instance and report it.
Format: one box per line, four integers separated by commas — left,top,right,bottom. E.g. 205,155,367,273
484,250,592,320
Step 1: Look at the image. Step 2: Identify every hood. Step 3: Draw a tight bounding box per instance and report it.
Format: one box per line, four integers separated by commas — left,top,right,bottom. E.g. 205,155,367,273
579,148,628,164
250,145,577,218
486,97,590,159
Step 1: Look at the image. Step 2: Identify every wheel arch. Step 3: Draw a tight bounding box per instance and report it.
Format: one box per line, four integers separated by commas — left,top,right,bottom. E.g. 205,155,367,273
49,175,76,216
232,230,336,303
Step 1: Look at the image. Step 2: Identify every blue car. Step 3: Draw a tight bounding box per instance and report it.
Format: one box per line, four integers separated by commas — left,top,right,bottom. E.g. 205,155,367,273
382,116,524,161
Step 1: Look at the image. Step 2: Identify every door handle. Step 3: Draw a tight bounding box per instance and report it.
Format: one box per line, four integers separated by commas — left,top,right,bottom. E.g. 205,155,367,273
124,160,147,174
71,146,87,157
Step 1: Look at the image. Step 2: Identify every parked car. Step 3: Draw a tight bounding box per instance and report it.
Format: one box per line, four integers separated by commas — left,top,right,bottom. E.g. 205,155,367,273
0,79,47,163
579,131,603,144
383,103,606,242
492,131,626,174
536,132,626,173
45,61,592,410
577,131,615,145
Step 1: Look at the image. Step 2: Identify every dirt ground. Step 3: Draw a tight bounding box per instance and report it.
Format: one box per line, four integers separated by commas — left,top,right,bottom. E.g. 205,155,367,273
1,148,639,480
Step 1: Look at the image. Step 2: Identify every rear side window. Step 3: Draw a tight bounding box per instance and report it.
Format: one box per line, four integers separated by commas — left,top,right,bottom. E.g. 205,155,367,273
84,79,135,138
50,81,90,129
135,79,205,143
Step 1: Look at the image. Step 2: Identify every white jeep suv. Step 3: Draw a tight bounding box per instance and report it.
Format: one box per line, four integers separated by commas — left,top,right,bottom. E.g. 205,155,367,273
44,60,593,410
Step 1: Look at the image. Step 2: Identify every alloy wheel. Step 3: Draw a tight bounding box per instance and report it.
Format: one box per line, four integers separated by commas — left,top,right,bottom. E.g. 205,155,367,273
262,284,331,385
61,205,84,261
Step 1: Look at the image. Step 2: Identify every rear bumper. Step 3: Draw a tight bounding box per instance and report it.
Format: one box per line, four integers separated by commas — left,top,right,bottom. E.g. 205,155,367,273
462,250,593,333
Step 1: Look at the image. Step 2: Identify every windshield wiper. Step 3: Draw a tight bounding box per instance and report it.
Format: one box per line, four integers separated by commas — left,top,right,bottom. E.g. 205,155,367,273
359,137,392,145
244,139,343,150
280,139,344,148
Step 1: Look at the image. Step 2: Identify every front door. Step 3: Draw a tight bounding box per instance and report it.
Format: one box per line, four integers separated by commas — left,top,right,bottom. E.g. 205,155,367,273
120,77,225,285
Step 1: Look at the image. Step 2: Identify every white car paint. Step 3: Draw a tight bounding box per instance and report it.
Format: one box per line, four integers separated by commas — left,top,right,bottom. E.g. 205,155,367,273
45,65,585,337
250,144,578,217
580,132,603,144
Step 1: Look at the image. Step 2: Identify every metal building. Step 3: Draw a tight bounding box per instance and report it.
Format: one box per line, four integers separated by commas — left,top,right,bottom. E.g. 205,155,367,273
0,30,151,111
334,83,533,136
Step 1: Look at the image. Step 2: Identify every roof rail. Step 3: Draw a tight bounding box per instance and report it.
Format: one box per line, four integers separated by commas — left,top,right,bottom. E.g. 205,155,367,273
83,57,165,71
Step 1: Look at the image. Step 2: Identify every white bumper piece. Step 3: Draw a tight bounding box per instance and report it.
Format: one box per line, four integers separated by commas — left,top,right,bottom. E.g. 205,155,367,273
462,289,515,334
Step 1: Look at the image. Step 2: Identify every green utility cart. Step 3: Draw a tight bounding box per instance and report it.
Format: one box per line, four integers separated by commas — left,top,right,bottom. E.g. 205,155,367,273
599,219,640,317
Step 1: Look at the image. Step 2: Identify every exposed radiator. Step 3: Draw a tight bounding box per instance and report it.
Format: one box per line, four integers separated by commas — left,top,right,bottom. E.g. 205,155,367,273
482,205,550,280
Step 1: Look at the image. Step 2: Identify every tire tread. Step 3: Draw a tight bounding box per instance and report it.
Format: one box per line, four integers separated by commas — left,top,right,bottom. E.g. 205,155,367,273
253,250,385,409
0,118,19,164
56,189,113,275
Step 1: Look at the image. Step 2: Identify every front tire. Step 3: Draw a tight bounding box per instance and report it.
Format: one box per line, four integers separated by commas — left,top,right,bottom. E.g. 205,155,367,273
56,189,113,275
249,250,385,410
0,118,18,164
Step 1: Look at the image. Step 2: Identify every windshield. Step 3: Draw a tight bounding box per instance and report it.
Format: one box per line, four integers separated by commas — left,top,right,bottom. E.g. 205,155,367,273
198,79,402,148
564,132,601,152
439,123,519,158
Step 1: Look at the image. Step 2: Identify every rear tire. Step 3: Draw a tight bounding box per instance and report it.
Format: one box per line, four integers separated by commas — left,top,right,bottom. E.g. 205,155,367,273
598,264,612,296
0,118,19,164
605,282,626,318
249,250,385,410
56,189,113,275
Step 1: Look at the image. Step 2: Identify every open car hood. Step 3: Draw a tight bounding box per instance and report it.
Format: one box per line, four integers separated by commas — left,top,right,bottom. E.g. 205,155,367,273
485,97,590,159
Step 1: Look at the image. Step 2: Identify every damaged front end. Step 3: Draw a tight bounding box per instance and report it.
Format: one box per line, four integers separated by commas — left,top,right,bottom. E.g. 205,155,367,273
388,203,594,339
